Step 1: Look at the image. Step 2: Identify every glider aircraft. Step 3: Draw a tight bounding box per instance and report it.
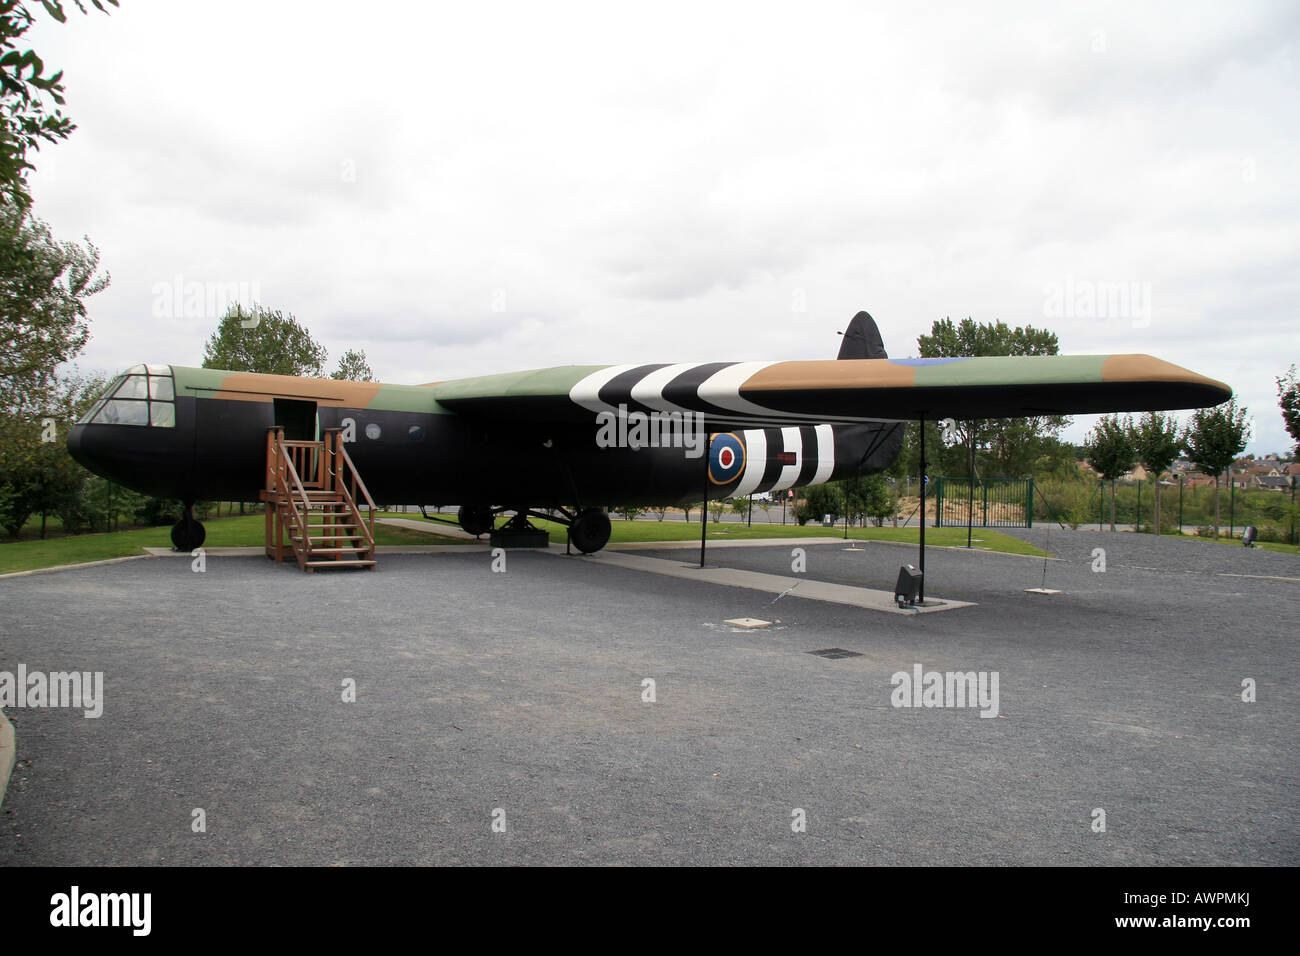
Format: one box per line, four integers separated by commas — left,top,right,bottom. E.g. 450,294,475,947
67,312,1231,561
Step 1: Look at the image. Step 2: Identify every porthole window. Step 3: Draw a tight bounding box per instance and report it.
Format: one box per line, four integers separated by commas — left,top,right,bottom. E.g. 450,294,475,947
365,423,382,440
408,425,424,440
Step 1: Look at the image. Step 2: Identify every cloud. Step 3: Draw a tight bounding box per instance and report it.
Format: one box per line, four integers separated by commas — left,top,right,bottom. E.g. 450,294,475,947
21,0,1300,453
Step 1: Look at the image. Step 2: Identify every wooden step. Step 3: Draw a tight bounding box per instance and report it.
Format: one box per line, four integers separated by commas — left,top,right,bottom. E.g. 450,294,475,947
291,542,371,552
304,559,377,570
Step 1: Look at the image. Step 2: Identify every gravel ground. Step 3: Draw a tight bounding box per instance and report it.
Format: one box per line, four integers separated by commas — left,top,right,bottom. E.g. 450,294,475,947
1,534,1295,866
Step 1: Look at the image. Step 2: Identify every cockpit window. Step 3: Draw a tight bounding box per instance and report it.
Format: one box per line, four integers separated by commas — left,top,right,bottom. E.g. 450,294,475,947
96,400,149,425
114,375,149,399
82,365,176,427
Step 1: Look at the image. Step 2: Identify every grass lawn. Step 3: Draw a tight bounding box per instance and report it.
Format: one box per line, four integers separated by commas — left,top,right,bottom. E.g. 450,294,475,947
0,512,469,575
0,509,1048,576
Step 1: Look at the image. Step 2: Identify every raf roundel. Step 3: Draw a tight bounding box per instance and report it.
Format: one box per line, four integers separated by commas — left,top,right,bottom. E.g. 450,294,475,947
708,433,746,486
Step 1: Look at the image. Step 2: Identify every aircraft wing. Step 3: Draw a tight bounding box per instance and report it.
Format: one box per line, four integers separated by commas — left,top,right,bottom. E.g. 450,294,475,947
430,354,1231,428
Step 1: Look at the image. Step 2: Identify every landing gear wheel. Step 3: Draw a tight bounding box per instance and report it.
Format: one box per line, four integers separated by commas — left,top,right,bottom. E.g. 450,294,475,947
171,506,206,551
569,508,611,554
457,505,494,537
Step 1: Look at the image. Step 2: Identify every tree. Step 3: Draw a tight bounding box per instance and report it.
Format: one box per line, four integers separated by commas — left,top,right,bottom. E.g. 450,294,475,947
1,1,117,210
201,304,328,376
798,482,841,525
917,317,1069,477
1184,398,1251,539
0,365,104,537
1086,414,1135,531
1132,411,1183,534
1278,365,1299,457
331,348,374,382
1,196,109,412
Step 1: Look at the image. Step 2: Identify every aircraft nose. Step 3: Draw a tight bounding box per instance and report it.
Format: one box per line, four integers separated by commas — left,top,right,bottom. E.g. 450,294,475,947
67,422,190,499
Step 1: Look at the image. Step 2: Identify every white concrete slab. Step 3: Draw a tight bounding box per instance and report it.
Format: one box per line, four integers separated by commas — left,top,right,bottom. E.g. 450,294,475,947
549,549,974,615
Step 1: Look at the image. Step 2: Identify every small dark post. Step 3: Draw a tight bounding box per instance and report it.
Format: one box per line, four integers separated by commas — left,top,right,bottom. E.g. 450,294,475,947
1137,479,1142,532
747,493,752,527
1179,475,1184,533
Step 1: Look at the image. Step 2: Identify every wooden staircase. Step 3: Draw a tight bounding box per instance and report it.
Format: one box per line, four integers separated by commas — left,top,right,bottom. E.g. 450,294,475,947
262,426,377,572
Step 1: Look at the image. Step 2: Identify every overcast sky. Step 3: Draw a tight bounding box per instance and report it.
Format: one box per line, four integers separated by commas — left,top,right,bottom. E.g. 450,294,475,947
25,0,1300,455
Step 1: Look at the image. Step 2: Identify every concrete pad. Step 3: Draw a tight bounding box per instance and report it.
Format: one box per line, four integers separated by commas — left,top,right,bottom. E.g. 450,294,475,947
144,546,262,557
143,544,493,558
377,517,478,539
607,536,861,551
0,552,155,579
550,548,974,614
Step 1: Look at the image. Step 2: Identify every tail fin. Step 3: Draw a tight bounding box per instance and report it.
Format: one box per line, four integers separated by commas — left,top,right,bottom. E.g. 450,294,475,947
837,310,888,360
834,311,904,473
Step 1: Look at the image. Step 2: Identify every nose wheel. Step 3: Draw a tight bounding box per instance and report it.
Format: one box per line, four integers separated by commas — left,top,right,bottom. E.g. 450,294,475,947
569,508,611,554
171,503,206,551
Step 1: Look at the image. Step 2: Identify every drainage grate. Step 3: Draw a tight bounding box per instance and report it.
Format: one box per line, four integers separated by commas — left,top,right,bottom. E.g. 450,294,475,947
808,647,863,659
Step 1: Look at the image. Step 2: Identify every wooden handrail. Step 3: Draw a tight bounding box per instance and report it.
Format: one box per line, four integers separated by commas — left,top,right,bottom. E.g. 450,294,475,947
264,427,376,571
324,429,376,545
266,428,312,564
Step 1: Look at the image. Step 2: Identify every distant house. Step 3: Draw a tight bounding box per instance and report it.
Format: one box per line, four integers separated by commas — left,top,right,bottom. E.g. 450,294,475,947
1256,475,1291,491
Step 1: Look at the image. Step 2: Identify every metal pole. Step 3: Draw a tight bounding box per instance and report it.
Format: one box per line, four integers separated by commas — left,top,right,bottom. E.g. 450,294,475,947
699,435,710,568
1137,479,1142,532
747,493,752,527
967,422,974,548
1291,476,1297,545
919,416,926,603
843,483,849,539
1229,473,1235,540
